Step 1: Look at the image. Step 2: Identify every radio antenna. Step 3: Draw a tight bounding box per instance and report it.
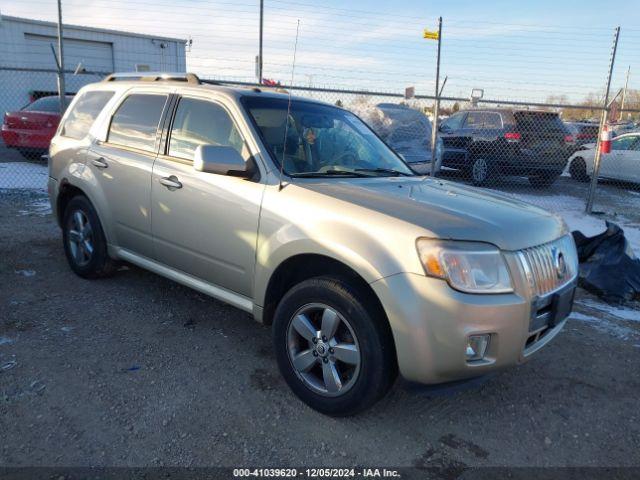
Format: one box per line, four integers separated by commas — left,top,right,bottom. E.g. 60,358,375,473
279,19,300,191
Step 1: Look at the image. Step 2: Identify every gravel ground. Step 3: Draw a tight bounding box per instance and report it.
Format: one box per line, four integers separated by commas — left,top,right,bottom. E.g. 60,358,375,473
1,190,639,471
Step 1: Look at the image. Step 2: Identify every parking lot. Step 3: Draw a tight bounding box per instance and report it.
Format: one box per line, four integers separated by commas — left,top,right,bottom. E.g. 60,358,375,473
1,185,639,471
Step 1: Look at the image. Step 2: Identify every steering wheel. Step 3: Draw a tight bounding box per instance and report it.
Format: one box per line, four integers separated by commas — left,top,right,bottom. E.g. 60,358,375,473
324,151,358,170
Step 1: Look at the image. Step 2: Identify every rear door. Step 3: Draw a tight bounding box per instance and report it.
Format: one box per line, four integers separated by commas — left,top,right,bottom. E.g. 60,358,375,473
88,92,169,258
462,111,503,159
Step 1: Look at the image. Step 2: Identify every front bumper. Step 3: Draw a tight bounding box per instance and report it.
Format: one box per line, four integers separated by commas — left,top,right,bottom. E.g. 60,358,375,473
370,272,574,384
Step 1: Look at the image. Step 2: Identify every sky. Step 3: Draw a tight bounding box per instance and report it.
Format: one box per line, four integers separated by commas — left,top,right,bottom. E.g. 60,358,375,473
3,0,640,103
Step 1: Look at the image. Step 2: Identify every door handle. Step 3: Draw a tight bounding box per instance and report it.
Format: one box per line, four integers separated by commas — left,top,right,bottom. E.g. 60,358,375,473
91,157,108,169
159,175,182,190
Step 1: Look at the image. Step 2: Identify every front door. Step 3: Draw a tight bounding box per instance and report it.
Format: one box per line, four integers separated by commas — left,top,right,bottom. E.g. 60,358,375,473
151,96,264,297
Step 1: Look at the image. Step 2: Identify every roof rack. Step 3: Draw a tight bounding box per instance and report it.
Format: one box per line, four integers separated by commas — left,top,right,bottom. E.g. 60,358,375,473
102,72,204,84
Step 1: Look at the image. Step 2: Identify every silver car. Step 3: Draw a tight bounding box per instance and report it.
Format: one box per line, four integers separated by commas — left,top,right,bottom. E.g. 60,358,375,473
48,73,578,416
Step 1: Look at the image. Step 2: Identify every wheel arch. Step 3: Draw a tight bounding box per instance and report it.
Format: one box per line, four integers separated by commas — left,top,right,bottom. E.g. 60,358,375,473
56,179,117,248
260,253,390,331
56,181,88,227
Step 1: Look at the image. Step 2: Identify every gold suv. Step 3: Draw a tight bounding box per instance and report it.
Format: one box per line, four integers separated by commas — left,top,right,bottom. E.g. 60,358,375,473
48,73,578,415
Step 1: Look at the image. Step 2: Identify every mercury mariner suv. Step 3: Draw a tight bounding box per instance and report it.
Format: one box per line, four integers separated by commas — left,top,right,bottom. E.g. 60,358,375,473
48,73,578,416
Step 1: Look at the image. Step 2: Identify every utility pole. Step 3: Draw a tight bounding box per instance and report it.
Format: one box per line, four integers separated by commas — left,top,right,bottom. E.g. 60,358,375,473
429,16,442,177
619,65,630,121
586,26,620,214
257,0,264,84
56,0,66,114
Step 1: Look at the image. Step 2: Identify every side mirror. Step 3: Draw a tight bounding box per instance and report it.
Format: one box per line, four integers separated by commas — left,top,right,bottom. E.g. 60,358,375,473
439,124,450,133
194,145,250,177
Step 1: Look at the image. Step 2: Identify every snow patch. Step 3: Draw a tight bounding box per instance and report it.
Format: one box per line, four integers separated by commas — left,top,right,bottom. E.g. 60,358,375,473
17,198,52,216
569,311,636,340
0,162,48,190
577,299,640,322
14,269,36,277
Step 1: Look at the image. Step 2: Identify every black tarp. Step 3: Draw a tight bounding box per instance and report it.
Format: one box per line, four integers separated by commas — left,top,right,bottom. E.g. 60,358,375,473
572,222,640,304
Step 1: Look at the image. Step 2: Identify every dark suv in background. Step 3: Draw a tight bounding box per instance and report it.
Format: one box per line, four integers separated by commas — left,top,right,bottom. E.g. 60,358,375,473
438,109,572,187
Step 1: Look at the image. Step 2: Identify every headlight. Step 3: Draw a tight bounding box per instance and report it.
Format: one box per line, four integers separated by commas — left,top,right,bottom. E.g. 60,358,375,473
416,239,513,293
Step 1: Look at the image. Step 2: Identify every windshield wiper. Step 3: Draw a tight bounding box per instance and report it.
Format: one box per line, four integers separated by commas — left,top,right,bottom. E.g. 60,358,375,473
354,168,413,176
289,169,369,178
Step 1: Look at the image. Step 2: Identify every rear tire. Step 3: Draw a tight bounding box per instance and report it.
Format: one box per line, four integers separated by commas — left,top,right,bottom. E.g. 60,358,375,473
62,195,116,279
569,157,589,182
273,276,397,416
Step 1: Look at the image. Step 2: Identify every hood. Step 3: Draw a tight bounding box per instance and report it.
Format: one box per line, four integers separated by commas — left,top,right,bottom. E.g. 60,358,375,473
299,177,566,251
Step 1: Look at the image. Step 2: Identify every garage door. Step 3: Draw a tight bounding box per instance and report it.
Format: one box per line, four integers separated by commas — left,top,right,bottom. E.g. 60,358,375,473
24,33,114,72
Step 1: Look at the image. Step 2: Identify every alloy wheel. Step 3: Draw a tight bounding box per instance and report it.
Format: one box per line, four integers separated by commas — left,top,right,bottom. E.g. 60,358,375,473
286,303,361,397
472,158,488,183
67,210,94,267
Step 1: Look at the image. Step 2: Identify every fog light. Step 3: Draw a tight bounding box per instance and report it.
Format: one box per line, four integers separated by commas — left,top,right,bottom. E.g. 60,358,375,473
465,334,490,362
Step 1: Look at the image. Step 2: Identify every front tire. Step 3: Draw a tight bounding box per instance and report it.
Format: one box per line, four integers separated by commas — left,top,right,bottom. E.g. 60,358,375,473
62,195,116,278
273,277,397,416
468,157,495,186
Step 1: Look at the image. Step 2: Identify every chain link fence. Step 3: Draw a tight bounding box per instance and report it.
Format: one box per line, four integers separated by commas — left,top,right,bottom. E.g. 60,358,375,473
1,3,640,239
0,68,104,188
201,80,640,231
2,69,640,228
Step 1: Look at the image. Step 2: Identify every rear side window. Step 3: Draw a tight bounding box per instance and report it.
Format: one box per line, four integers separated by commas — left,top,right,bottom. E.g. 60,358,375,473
61,91,114,139
108,94,168,152
464,111,502,129
168,97,244,160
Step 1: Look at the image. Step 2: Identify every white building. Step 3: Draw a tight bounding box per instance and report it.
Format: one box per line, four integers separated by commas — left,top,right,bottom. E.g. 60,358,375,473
0,15,187,114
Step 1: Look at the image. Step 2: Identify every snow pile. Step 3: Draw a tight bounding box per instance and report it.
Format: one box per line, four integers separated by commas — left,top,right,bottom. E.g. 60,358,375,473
0,162,48,190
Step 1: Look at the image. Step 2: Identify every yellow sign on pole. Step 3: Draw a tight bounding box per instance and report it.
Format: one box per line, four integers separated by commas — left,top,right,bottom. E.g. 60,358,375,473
423,29,439,40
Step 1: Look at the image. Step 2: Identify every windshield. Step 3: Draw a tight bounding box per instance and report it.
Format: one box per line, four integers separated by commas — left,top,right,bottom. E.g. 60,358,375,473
242,96,414,177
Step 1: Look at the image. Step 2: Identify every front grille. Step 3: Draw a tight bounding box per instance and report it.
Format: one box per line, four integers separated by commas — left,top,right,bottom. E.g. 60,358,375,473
517,234,578,297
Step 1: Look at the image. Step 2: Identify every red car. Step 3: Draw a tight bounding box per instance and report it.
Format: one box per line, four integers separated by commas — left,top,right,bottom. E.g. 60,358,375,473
1,95,73,160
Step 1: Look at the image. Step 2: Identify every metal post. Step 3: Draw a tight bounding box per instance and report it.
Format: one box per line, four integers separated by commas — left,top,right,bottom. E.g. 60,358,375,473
586,26,620,214
258,0,264,84
619,65,630,121
56,0,66,114
429,17,442,177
